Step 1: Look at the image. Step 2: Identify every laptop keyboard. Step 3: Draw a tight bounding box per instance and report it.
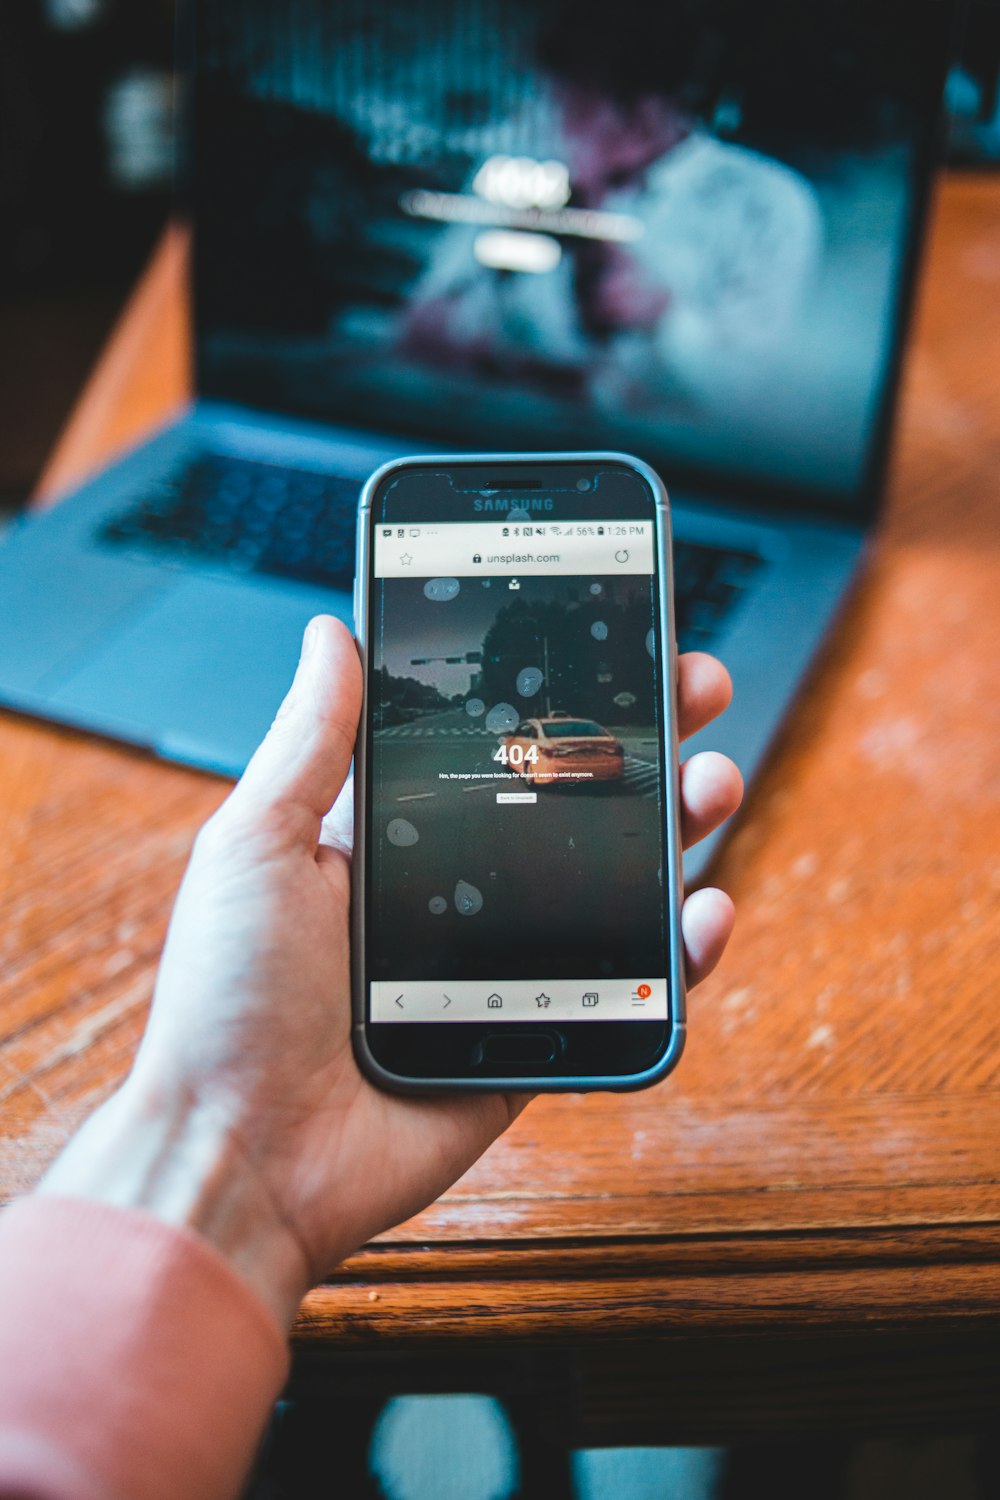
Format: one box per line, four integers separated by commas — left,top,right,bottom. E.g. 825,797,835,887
98,454,762,645
672,538,762,652
99,454,362,592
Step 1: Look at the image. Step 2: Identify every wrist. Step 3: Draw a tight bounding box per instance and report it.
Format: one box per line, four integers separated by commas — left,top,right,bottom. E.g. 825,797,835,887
37,1079,311,1330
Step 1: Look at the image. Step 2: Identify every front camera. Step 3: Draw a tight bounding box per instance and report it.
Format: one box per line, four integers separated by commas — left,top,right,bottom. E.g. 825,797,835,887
576,477,592,492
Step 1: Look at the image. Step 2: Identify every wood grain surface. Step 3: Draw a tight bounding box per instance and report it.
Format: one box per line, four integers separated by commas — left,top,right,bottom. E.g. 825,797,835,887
3,177,1000,1422
33,223,192,506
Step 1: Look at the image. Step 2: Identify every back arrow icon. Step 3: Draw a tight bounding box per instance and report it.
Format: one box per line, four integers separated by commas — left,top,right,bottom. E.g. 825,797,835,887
394,995,404,1008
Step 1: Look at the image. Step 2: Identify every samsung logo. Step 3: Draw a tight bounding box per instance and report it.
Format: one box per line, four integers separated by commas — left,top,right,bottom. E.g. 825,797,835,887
473,497,555,512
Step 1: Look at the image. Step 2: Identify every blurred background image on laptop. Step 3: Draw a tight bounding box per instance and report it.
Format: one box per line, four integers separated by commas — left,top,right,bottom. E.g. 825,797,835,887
6,0,999,516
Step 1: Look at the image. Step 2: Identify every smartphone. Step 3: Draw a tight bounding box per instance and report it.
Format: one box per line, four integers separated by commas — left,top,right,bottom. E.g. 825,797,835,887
351,453,685,1092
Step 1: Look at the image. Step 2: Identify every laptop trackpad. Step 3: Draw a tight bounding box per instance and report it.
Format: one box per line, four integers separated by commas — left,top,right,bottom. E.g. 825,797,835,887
46,573,351,775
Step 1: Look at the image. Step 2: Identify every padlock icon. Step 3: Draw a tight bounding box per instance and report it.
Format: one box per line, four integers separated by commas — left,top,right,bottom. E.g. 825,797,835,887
473,553,482,564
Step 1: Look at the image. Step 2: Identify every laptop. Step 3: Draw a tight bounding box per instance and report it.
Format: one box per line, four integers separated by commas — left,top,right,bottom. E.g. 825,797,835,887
0,0,957,876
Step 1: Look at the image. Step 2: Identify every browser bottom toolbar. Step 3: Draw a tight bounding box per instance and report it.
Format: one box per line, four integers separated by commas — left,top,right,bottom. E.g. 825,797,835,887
370,977,667,1023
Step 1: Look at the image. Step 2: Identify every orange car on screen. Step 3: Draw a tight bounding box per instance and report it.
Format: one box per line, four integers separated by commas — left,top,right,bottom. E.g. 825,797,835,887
502,714,625,786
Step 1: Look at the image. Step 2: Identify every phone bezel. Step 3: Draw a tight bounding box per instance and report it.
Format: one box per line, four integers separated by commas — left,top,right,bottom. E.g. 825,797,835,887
350,452,686,1093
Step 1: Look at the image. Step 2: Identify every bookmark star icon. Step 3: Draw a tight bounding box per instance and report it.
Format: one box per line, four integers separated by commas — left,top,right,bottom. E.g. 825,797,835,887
400,552,413,565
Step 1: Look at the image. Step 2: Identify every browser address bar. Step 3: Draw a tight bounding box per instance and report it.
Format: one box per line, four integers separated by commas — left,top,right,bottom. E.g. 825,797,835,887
374,521,653,577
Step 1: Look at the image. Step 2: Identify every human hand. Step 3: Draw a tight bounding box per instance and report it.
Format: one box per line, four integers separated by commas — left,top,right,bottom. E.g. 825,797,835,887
40,616,741,1328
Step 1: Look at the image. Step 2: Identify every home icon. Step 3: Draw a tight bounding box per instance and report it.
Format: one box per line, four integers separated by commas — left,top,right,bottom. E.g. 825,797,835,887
487,994,503,1008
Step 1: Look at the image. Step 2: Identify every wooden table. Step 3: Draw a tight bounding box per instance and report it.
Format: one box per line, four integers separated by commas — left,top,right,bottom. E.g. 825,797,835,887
4,176,1000,1445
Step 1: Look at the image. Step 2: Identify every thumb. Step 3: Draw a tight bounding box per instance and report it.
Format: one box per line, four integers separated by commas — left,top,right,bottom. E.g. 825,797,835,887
221,615,362,845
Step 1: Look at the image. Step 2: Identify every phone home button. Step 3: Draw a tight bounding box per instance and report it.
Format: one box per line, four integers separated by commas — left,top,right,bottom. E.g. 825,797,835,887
473,1031,558,1068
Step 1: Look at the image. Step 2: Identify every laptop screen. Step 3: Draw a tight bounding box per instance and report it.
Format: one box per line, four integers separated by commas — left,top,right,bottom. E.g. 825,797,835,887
194,0,955,517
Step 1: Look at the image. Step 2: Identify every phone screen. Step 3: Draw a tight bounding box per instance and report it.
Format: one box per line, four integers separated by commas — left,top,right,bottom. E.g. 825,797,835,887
360,459,678,1083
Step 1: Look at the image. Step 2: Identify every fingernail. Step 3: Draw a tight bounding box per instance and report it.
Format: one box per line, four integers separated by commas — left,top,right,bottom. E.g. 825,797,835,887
301,619,320,660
